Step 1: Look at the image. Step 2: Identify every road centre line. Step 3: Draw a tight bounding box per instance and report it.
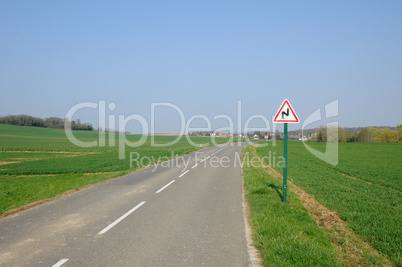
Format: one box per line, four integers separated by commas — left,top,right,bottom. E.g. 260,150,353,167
52,259,68,267
189,148,227,169
178,170,189,177
155,180,175,194
98,201,146,235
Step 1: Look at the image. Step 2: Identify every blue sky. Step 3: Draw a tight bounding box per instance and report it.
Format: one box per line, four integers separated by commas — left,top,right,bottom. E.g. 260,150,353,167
1,1,401,133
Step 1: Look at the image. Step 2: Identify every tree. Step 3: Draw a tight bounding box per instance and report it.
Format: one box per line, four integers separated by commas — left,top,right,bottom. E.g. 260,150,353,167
397,124,402,143
274,129,282,140
317,131,323,142
314,126,327,142
357,127,377,143
338,128,350,142
375,128,398,143
347,131,358,142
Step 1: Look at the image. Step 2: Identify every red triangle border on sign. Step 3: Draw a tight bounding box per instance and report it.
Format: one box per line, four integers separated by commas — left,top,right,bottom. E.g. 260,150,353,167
273,99,299,123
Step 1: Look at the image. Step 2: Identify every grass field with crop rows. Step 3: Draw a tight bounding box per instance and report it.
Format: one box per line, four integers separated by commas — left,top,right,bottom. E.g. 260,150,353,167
256,141,402,266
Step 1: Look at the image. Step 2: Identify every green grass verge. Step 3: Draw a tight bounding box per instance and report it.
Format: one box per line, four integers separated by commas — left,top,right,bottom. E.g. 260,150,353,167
242,145,343,266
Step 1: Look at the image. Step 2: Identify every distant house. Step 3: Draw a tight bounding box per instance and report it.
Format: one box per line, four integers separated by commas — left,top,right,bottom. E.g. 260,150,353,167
253,134,259,140
298,136,309,141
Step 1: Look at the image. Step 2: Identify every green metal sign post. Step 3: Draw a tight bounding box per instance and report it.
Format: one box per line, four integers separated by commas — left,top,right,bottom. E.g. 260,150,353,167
283,123,288,203
272,99,299,204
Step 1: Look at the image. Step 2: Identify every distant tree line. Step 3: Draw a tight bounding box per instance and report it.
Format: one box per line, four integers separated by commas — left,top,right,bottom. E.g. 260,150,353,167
310,125,402,143
0,115,94,131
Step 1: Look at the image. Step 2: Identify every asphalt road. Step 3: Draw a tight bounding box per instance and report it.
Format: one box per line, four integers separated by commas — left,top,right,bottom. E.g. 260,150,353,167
0,143,255,266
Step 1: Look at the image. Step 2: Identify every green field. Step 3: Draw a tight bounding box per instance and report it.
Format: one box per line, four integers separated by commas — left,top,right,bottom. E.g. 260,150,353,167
0,124,230,215
256,141,402,266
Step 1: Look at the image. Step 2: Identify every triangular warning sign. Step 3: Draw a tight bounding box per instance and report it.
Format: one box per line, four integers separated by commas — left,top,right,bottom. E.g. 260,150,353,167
273,99,299,123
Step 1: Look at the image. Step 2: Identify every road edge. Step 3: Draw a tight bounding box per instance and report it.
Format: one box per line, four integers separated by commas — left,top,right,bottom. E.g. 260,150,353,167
241,145,263,267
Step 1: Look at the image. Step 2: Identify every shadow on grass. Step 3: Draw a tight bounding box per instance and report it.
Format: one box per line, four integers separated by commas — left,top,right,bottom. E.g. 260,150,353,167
268,183,283,201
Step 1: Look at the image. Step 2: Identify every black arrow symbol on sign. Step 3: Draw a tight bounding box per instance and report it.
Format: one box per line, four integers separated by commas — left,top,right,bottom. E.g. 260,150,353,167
282,108,289,119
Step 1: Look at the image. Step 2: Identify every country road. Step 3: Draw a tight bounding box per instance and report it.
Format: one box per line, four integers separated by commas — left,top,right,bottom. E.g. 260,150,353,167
0,143,257,266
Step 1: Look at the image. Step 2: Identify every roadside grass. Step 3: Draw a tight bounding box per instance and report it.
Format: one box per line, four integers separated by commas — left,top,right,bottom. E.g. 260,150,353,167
0,124,231,216
256,141,401,266
242,145,343,266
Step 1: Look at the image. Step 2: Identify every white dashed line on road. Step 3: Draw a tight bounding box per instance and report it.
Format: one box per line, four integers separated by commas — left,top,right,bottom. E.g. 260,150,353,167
98,201,146,235
52,259,68,267
179,170,189,177
155,180,175,194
